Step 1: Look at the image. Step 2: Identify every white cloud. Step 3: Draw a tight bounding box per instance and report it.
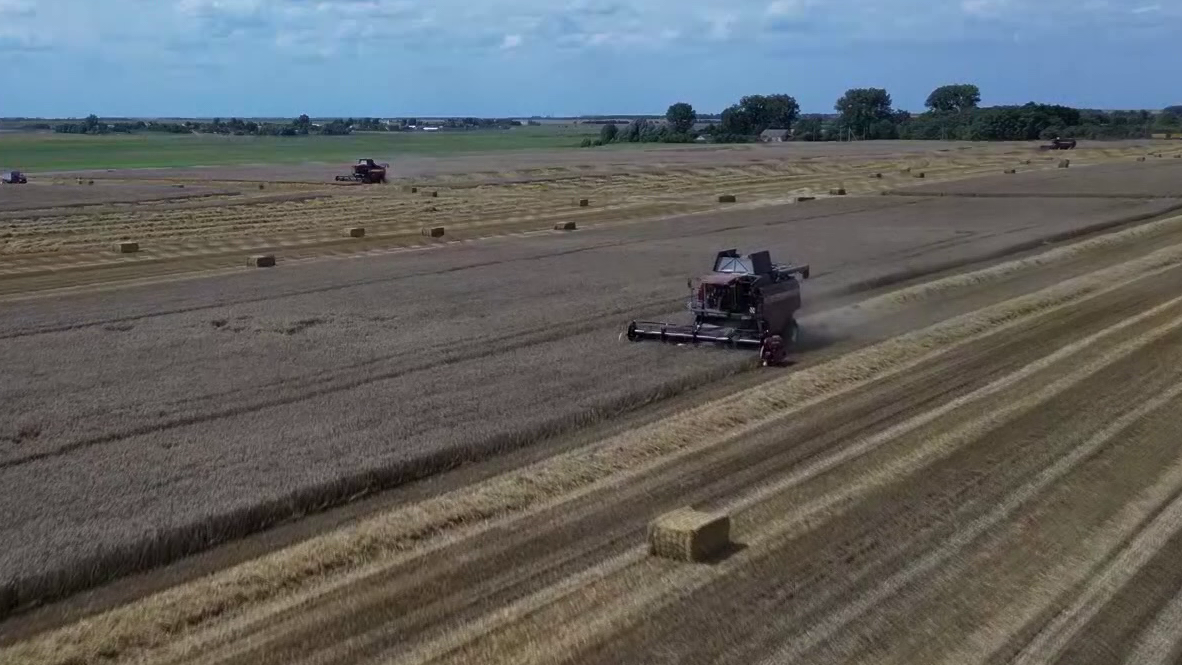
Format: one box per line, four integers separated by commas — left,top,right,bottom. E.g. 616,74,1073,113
704,11,738,40
0,0,1176,65
961,0,1010,17
0,0,35,15
766,0,817,17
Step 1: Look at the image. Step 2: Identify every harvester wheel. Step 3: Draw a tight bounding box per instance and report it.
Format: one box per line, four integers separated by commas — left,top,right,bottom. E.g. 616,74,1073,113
760,335,786,367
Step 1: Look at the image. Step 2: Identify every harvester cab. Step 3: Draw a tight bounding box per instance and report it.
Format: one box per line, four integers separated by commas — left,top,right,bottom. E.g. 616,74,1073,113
624,249,810,367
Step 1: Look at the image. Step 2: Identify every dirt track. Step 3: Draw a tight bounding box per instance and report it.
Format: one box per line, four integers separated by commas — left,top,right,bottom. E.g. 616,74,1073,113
9,194,1182,664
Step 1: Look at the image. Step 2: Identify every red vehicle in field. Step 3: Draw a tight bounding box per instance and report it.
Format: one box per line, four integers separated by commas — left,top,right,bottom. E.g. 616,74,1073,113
624,249,810,367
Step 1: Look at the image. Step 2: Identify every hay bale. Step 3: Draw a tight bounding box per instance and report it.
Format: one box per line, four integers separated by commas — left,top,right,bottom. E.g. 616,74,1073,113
648,508,731,563
425,190,438,198
116,241,139,254
422,226,445,238
795,196,816,202
1004,168,1017,174
1058,159,1070,168
872,173,883,178
1137,156,1147,162
829,188,846,196
248,254,276,268
913,172,926,178
578,198,590,207
717,194,737,203
346,227,365,238
901,167,912,173
554,221,577,231
259,183,266,189
88,180,94,186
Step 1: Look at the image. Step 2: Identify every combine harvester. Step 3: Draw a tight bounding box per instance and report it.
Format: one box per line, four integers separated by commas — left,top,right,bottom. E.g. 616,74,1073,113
1040,137,1077,150
335,158,389,184
624,249,810,367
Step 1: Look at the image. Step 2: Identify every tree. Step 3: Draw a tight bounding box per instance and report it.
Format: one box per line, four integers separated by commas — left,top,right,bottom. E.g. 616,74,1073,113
834,88,894,138
620,118,649,142
793,115,824,141
600,123,619,143
734,94,799,133
925,84,981,114
666,102,697,134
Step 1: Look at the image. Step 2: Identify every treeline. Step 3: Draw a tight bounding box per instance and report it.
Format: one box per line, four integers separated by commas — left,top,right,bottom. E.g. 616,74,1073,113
50,115,525,136
585,84,1182,147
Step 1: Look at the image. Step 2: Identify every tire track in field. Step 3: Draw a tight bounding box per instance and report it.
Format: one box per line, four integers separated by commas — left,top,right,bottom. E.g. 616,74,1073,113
459,297,1182,665
31,238,1182,665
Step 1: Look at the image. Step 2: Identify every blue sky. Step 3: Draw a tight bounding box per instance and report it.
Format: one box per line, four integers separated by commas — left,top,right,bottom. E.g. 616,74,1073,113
1,0,1180,117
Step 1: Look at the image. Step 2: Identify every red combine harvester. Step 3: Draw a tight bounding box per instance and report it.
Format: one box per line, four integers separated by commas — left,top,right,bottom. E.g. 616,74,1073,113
1040,137,1076,150
624,249,810,367
335,158,389,184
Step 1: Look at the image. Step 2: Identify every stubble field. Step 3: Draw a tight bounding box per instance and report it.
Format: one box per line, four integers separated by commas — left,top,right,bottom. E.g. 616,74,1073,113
4,137,1182,665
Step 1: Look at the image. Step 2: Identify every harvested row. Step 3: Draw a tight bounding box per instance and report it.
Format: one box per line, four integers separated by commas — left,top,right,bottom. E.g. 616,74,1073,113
43,139,1074,183
0,183,239,213
0,194,1179,616
891,158,1182,199
1,145,1146,263
12,211,1182,665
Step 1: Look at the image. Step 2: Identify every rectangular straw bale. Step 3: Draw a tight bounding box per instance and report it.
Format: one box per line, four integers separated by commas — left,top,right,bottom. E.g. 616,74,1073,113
116,241,139,254
422,227,445,238
554,221,577,231
248,254,276,268
829,188,846,195
578,198,590,207
648,507,731,563
346,227,365,238
795,196,816,202
717,194,737,203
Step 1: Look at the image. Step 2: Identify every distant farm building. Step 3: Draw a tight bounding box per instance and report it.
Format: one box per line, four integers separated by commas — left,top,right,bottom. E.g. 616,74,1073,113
760,129,791,143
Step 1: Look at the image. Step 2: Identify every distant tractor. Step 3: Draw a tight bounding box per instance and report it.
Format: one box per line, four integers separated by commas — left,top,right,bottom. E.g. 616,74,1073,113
335,159,389,184
1,171,27,184
1040,137,1076,150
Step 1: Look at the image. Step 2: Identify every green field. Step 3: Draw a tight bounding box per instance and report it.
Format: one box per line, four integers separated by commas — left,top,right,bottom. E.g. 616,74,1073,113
0,126,598,171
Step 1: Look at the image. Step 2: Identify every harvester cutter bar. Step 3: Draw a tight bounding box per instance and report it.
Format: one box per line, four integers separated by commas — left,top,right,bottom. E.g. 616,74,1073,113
624,320,764,348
